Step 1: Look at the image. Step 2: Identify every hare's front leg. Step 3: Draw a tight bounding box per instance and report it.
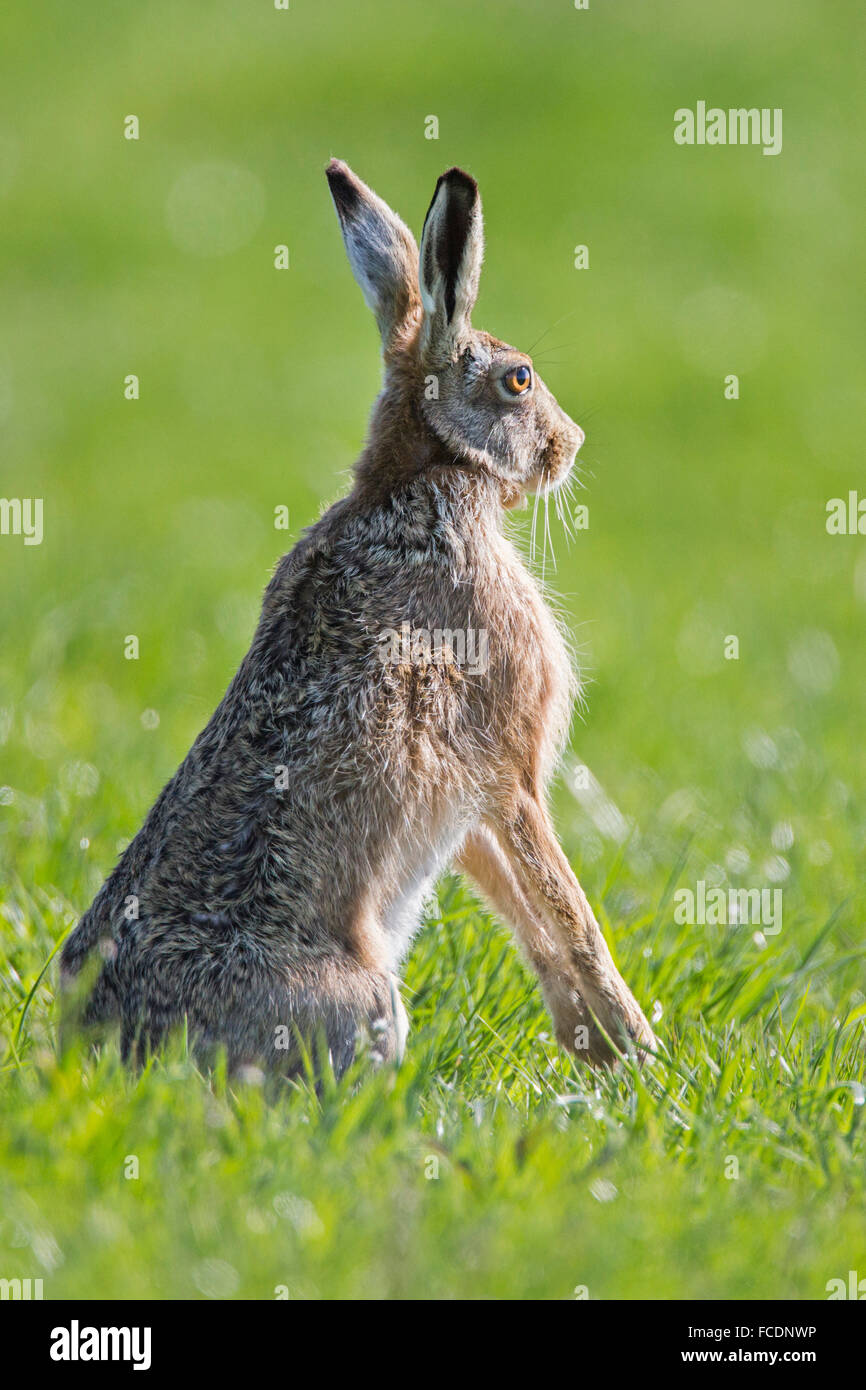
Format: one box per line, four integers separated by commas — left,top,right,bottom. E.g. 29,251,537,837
490,791,658,1065
456,826,607,1058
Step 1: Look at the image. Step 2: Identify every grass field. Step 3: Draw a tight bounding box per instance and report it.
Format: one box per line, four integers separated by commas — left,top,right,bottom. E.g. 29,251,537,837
1,0,864,1299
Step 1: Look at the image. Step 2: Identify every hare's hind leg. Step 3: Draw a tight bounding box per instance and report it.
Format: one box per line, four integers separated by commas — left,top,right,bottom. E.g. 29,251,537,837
115,948,404,1080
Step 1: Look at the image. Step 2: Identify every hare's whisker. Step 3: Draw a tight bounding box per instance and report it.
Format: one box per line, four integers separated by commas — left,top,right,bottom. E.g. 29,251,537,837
525,308,580,357
542,482,557,585
533,342,576,360
553,482,574,544
530,486,541,567
546,486,556,572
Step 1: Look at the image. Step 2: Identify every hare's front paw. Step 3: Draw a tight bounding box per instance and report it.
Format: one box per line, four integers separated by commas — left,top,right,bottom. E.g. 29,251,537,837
587,978,659,1067
557,976,658,1068
549,986,609,1063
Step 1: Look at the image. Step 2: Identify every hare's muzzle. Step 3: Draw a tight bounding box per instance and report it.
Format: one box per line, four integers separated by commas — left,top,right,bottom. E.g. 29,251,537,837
540,415,584,491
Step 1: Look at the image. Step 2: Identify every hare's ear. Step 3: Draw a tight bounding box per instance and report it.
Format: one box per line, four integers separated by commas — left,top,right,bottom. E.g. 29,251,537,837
419,167,483,363
326,159,421,357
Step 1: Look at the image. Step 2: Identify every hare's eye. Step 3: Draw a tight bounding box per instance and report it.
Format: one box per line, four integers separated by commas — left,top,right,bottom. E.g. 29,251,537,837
503,365,532,396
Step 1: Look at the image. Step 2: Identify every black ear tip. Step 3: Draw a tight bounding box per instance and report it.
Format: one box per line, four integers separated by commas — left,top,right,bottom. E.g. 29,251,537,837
326,158,362,219
424,167,479,224
440,166,479,199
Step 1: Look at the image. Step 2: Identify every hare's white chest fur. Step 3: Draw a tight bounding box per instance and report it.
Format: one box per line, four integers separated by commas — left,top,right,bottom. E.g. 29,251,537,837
382,821,471,966
488,527,576,770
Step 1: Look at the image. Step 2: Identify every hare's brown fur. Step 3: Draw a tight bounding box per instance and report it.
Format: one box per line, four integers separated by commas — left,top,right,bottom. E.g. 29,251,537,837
61,161,657,1074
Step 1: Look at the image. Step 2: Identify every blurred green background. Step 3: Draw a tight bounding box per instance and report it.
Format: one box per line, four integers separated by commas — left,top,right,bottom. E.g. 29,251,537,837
1,0,864,1301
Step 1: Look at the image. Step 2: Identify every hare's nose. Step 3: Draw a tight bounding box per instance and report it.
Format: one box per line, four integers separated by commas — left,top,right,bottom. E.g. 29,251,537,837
567,421,585,454
560,407,584,452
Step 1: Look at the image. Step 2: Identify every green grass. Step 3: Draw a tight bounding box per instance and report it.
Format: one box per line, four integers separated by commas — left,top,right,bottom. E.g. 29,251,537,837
1,0,865,1299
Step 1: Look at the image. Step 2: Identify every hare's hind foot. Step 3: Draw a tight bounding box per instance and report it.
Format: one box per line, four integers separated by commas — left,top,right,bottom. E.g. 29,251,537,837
387,974,409,1064
117,952,407,1082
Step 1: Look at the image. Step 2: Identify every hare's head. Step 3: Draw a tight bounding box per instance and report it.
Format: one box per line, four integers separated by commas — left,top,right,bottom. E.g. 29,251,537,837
327,159,583,506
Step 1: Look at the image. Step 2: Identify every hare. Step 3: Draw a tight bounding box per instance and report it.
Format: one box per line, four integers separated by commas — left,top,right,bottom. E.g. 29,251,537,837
60,160,658,1077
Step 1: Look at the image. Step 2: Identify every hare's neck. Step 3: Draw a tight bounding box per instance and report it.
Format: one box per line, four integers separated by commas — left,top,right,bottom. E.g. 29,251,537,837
353,414,504,530
427,465,504,536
